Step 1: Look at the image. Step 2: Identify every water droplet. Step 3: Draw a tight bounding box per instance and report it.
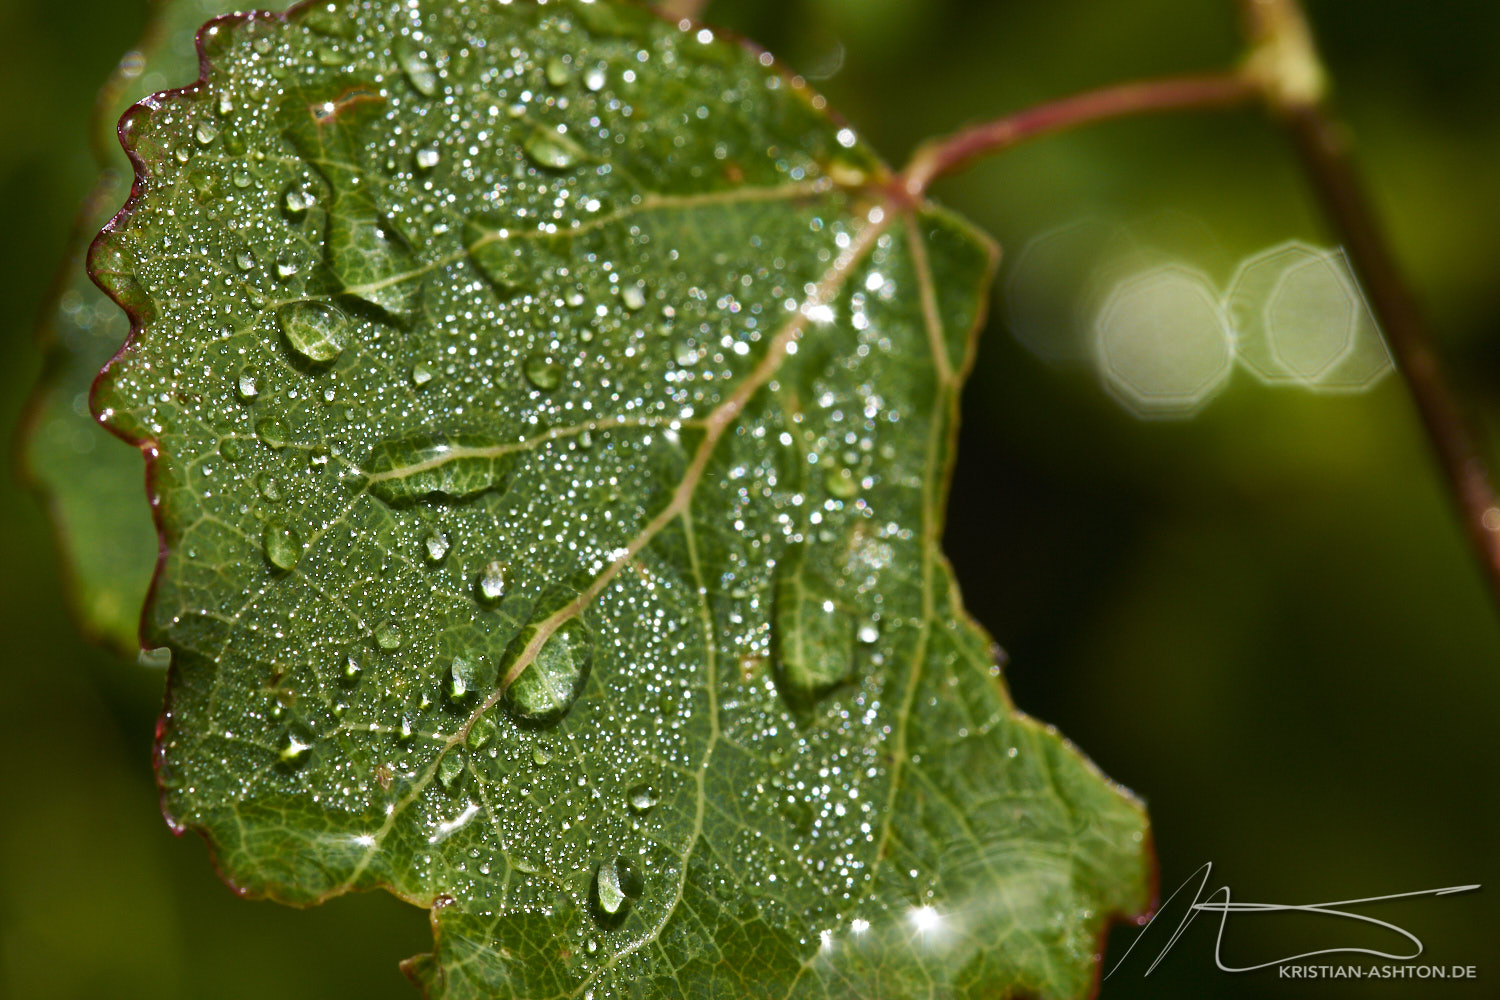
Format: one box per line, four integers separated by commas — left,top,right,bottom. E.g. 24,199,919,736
627,783,658,814
857,619,881,644
584,66,607,92
375,620,404,650
523,127,583,171
414,146,440,171
467,714,497,749
592,856,644,921
276,259,301,280
437,750,466,788
277,301,348,363
284,185,315,218
824,465,859,500
232,170,252,188
235,250,256,271
477,561,506,602
449,654,478,701
546,55,572,87
365,434,513,505
344,648,366,683
524,352,564,391
220,437,243,462
501,617,592,723
263,519,302,570
257,473,281,500
195,122,218,145
396,37,439,96
770,550,857,703
237,370,259,401
411,361,435,386
620,281,648,312
423,530,450,564
279,729,313,765
532,744,552,766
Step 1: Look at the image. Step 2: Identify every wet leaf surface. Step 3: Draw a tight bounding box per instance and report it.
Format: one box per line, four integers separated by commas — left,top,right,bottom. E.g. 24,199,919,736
91,2,1150,996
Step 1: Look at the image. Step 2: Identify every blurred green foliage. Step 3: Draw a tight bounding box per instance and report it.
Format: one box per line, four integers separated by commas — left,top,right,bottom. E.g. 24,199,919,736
1,0,1494,997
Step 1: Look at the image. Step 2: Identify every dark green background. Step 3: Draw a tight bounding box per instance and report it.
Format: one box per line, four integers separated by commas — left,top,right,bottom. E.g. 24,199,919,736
0,0,1494,996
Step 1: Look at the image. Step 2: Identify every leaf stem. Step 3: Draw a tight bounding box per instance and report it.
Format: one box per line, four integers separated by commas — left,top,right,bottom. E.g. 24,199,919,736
657,0,710,21
900,72,1259,197
1237,0,1500,606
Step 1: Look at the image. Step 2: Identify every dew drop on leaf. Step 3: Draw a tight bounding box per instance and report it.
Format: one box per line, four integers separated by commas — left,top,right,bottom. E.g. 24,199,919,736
262,519,302,571
627,783,658,814
502,617,592,723
277,301,348,363
279,729,313,766
592,856,644,920
396,36,439,96
375,620,404,650
524,352,564,391
476,560,506,602
423,530,451,564
523,127,583,170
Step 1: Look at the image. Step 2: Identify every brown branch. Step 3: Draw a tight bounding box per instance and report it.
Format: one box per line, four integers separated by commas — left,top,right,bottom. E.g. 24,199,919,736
1238,0,1500,605
900,72,1259,197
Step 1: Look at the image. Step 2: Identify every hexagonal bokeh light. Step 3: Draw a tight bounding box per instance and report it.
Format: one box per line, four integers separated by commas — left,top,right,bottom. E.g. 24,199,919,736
1226,240,1393,391
1094,266,1234,418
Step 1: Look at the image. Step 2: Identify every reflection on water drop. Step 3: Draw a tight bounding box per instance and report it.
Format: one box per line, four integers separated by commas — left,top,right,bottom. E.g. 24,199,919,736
237,370,259,401
502,616,592,723
411,361,435,386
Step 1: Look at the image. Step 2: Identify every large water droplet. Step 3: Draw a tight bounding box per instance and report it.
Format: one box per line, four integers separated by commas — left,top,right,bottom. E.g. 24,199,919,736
824,464,859,500
476,560,506,603
423,530,450,564
546,55,572,87
396,37,439,96
620,281,648,312
279,728,313,766
375,620,405,650
364,433,513,505
278,301,348,363
770,551,857,703
524,352,564,391
449,654,478,702
627,783,658,814
523,127,584,171
501,617,592,723
437,750,466,788
591,856,644,922
263,519,302,570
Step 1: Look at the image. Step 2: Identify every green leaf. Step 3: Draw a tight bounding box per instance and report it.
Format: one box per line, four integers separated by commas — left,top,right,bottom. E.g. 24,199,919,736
93,2,1151,996
23,0,261,654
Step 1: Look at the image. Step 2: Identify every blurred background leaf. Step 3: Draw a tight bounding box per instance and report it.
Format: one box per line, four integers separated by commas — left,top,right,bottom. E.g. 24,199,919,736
1,0,1495,997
